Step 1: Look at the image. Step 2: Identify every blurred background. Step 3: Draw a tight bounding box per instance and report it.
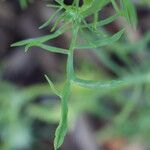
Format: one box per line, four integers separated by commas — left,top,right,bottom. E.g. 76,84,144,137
0,0,150,150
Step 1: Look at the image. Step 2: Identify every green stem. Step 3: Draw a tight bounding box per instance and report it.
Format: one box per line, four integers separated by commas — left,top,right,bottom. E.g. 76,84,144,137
93,12,98,29
67,25,79,79
54,24,79,150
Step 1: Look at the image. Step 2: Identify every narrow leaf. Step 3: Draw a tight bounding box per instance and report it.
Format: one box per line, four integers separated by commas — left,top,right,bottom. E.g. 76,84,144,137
35,43,68,54
111,0,121,14
81,14,118,28
45,74,61,98
11,25,68,47
39,7,62,29
82,0,110,17
76,29,125,49
54,81,70,150
120,0,137,28
73,77,124,89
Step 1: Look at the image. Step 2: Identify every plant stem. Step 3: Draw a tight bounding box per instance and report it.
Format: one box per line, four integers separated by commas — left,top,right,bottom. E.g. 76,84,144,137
67,25,79,79
61,24,79,127
54,24,79,150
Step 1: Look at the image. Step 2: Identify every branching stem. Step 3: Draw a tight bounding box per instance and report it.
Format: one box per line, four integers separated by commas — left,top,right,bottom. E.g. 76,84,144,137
54,24,79,150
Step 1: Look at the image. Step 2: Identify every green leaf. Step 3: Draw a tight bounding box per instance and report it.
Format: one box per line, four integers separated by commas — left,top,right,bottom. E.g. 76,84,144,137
82,0,110,17
54,81,70,150
44,75,62,98
76,29,125,49
111,0,121,14
51,12,66,32
11,25,68,47
39,7,62,29
73,71,150,89
120,0,138,28
34,43,68,54
81,14,118,28
73,77,124,89
46,4,60,8
80,0,94,12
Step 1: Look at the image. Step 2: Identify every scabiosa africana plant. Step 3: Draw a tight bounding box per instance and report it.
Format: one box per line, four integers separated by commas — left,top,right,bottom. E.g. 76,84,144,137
12,0,137,149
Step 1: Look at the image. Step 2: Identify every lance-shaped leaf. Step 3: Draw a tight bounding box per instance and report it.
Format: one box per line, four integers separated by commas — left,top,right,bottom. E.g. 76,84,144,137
39,7,62,29
45,75,62,98
79,0,94,12
73,77,124,89
51,12,66,32
73,71,150,89
25,43,68,54
11,24,68,47
81,14,118,28
120,0,137,28
54,81,70,150
82,0,110,17
76,29,124,49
